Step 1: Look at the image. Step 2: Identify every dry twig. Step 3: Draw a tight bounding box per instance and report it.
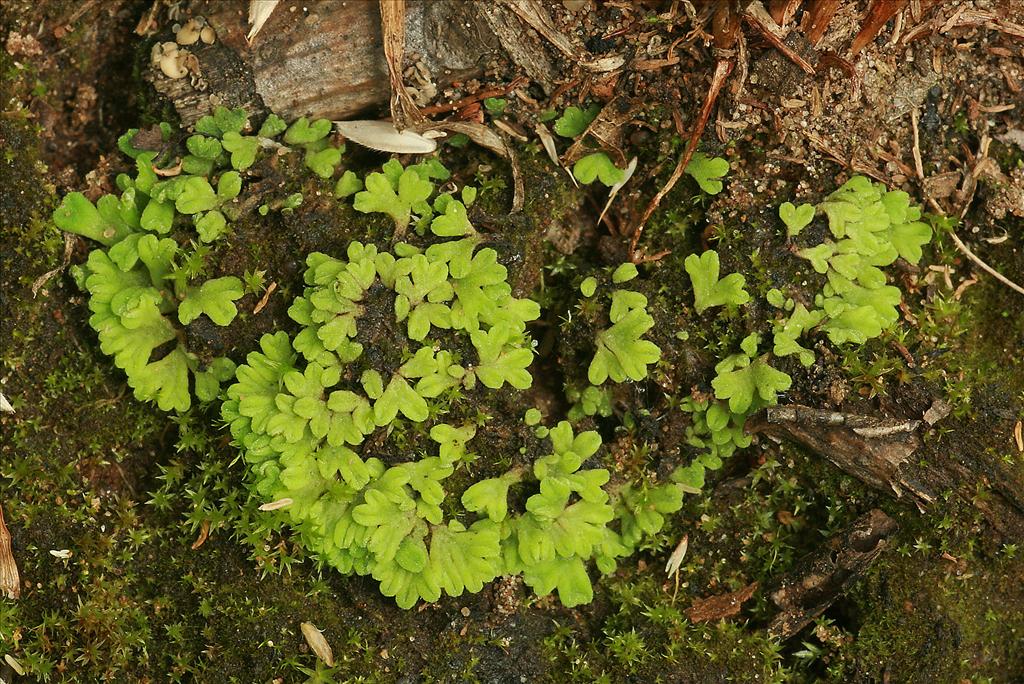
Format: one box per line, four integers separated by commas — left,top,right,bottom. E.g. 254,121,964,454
629,59,734,260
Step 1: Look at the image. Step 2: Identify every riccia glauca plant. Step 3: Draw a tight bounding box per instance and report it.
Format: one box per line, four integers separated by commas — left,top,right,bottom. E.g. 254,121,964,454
209,139,686,608
50,99,932,614
673,175,934,491
50,106,683,610
51,107,345,412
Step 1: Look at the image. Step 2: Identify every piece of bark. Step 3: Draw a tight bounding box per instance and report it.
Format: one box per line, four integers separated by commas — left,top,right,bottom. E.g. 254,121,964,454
767,509,897,640
476,2,560,93
764,406,925,501
760,405,1024,541
802,0,842,45
687,581,759,624
155,0,509,125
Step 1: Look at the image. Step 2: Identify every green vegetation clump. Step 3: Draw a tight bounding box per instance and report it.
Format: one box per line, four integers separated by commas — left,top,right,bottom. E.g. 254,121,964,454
684,249,751,313
673,331,790,492
673,176,935,491
50,107,345,412
47,105,691,612
581,262,663,386
222,234,678,608
788,176,933,346
51,111,255,411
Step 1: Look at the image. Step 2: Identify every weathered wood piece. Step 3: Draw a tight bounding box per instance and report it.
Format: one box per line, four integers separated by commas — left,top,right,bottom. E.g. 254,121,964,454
762,405,1024,541
687,582,759,624
767,509,897,640
765,406,925,501
151,0,554,125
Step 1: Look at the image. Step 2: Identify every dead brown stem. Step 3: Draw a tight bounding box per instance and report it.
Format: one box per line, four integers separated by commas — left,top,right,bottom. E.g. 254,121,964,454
743,2,816,75
629,59,734,260
419,76,529,116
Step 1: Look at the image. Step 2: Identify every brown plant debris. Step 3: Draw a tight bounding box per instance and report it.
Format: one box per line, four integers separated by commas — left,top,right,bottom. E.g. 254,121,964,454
190,519,211,551
630,58,733,260
686,581,759,624
0,505,20,600
768,509,898,639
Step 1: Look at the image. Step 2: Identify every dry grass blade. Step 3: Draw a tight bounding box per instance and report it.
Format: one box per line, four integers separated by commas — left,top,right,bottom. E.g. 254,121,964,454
301,622,335,666
31,233,75,297
598,157,637,225
665,534,689,577
247,0,280,44
0,505,21,599
507,142,526,213
534,123,559,167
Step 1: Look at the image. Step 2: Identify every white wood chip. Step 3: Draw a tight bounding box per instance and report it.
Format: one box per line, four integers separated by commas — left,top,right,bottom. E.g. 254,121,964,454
334,120,438,154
